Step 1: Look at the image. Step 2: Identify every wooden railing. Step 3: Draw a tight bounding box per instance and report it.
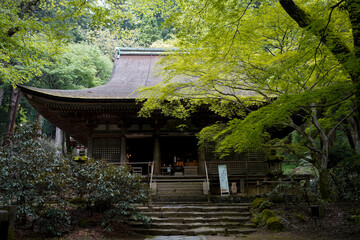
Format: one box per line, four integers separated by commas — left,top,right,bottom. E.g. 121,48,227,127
207,160,269,177
112,161,153,181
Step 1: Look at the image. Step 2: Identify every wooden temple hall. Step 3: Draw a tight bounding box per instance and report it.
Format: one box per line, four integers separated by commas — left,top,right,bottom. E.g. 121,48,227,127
18,48,279,197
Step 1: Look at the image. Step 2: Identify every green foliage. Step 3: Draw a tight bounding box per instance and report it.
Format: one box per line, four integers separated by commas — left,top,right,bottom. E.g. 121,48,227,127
137,0,360,200
0,0,126,86
296,213,307,223
35,43,113,89
330,154,360,201
35,207,70,237
0,122,150,237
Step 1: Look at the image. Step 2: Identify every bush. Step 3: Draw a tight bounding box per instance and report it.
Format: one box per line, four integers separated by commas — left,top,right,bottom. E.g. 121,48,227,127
34,207,70,237
0,123,150,236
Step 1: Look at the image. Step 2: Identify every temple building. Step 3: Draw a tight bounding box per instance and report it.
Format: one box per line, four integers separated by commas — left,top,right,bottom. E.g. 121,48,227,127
18,48,280,197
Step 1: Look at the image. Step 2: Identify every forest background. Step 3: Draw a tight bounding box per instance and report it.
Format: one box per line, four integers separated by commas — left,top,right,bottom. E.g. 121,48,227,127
1,0,360,202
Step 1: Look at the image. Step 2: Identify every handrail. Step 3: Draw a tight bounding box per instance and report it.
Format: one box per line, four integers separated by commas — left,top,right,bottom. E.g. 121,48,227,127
149,161,155,188
204,160,210,193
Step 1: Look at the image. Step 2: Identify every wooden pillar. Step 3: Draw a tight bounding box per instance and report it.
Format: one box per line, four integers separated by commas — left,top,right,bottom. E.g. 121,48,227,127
240,178,245,193
153,135,161,174
198,146,206,175
120,135,127,163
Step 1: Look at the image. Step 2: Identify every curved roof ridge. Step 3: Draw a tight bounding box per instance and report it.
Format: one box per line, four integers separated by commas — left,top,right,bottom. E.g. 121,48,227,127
18,49,165,100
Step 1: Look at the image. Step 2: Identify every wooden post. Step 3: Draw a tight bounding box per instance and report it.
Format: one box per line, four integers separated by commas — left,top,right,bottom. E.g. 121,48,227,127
120,135,127,163
198,146,206,175
153,135,160,174
240,178,245,193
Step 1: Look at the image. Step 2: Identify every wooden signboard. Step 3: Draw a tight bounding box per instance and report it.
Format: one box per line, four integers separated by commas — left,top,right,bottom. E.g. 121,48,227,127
218,165,230,196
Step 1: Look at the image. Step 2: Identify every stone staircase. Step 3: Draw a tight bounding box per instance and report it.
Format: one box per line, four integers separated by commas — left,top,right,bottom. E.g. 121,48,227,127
129,203,256,236
151,179,208,202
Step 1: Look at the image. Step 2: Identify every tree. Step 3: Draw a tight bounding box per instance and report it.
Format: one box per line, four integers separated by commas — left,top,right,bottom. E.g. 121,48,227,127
34,43,113,90
138,0,358,199
0,0,128,139
0,0,125,87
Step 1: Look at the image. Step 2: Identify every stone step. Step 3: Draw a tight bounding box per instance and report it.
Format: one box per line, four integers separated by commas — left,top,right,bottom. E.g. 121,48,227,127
137,205,249,212
156,181,205,184
147,216,250,224
155,192,204,197
143,203,250,206
157,186,203,192
129,221,250,230
141,211,252,218
157,186,203,189
131,203,255,236
157,186,203,191
150,196,209,202
131,227,256,236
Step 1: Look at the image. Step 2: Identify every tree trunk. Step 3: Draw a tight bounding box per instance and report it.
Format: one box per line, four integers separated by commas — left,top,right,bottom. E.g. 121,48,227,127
345,118,359,153
0,87,4,107
318,168,330,200
279,0,360,151
7,87,20,138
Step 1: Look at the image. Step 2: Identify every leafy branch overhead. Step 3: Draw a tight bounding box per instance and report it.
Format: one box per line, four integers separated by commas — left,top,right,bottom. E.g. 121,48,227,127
0,0,127,86
138,0,360,199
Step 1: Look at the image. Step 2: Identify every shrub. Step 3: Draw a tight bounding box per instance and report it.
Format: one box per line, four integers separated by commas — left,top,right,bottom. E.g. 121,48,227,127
0,122,150,236
34,207,70,237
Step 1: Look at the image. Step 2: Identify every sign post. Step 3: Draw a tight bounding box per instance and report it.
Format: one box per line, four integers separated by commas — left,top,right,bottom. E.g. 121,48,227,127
218,165,230,196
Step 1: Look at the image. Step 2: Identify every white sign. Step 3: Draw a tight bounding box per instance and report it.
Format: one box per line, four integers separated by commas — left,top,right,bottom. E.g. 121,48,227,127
218,165,230,196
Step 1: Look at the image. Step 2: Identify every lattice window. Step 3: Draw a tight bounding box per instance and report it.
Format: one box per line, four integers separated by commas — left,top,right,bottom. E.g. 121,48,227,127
206,147,268,176
92,138,121,162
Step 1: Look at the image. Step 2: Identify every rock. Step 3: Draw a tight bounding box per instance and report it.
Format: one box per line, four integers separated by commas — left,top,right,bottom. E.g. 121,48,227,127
266,216,284,232
251,198,265,209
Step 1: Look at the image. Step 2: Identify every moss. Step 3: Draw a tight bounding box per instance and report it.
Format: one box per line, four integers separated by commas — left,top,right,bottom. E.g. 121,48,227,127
251,213,261,225
348,214,360,225
266,216,284,232
296,213,307,223
251,197,265,209
78,218,98,227
69,198,88,206
258,200,273,212
260,209,276,226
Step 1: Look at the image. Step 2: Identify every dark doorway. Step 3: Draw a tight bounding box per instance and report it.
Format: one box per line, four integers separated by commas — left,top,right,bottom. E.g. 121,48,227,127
126,137,154,175
126,137,154,162
160,136,198,167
